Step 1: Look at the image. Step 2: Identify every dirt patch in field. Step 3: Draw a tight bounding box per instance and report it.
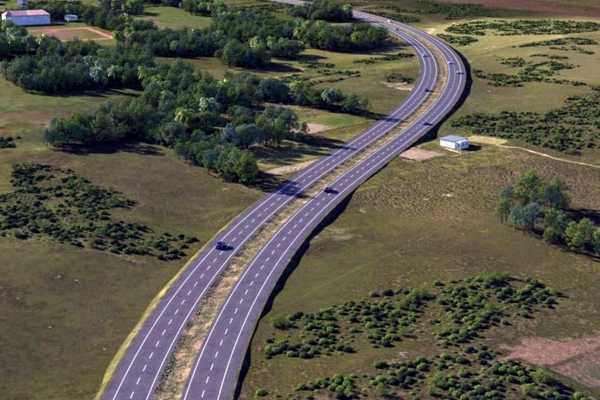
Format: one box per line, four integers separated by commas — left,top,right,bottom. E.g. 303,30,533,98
400,147,443,161
383,81,414,91
266,160,315,176
437,0,600,17
501,331,600,387
306,123,331,134
28,26,113,41
468,135,508,146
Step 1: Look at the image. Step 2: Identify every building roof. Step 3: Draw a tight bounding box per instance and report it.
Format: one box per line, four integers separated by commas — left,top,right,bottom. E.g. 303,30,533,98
3,9,50,17
440,135,468,143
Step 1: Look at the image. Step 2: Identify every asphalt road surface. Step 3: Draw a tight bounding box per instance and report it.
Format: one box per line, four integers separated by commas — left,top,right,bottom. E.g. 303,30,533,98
101,5,466,400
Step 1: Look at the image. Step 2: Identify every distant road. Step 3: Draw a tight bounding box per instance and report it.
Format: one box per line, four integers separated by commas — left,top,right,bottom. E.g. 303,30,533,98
101,4,466,400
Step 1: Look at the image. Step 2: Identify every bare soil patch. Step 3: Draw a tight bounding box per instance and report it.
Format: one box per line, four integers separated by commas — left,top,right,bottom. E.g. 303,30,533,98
306,123,331,134
383,81,414,91
437,0,600,17
266,160,315,176
468,135,508,146
28,26,113,41
502,332,600,387
400,147,443,161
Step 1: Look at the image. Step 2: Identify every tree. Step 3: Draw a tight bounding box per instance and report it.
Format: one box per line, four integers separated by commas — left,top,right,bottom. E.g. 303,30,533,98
234,150,258,184
234,124,263,148
514,170,543,205
592,228,600,254
564,218,594,249
496,186,513,222
542,178,569,209
508,202,540,231
542,208,568,243
320,87,345,108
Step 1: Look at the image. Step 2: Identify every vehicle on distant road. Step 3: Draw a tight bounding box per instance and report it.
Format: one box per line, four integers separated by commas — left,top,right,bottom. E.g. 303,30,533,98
216,241,230,251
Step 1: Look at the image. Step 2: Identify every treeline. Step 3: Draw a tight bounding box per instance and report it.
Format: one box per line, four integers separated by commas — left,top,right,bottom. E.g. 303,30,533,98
0,22,37,59
294,20,387,52
28,0,144,30
417,0,491,19
43,61,368,183
1,36,153,93
451,87,600,154
290,0,353,22
497,170,600,256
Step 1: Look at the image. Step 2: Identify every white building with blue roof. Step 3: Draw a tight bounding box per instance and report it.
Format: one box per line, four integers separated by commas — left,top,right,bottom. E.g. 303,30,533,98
440,135,469,151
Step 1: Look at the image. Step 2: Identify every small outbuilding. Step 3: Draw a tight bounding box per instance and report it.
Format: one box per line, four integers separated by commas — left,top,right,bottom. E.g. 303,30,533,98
440,135,470,151
64,14,79,22
1,9,51,26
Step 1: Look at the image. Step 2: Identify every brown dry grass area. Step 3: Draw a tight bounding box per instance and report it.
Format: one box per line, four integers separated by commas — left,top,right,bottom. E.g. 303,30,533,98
400,147,443,161
437,0,600,17
502,332,600,387
28,26,113,41
356,147,600,218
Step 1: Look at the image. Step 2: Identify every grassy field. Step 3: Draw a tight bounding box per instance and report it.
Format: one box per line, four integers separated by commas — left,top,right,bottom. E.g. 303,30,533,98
239,143,600,399
2,0,600,399
138,5,213,30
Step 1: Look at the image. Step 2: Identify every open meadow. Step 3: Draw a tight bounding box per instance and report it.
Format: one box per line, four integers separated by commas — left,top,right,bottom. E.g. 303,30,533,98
2,0,600,398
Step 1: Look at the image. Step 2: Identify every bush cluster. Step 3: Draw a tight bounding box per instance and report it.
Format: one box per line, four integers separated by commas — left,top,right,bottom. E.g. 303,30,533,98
0,164,198,260
497,170,600,256
437,33,479,46
451,87,600,153
436,274,557,346
0,136,16,148
296,374,359,400
264,288,433,360
517,37,597,55
292,343,593,400
473,54,585,88
384,71,414,84
447,19,600,36
353,51,414,65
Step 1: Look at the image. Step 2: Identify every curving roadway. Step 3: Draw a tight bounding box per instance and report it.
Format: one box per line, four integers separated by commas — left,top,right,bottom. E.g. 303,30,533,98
101,6,466,400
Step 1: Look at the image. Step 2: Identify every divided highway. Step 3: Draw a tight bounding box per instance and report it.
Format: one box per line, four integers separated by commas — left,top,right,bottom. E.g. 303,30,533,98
101,6,466,400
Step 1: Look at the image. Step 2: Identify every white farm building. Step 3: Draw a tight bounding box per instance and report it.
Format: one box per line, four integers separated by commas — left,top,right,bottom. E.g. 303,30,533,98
1,9,51,26
440,135,470,151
